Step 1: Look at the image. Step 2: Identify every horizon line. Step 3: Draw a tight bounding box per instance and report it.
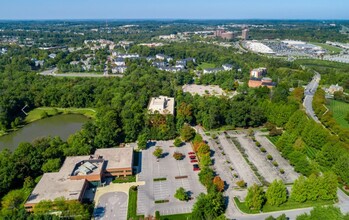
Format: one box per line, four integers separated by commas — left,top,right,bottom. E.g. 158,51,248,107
0,18,349,21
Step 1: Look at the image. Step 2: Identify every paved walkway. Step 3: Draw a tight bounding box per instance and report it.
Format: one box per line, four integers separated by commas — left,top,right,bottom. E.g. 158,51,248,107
94,181,145,204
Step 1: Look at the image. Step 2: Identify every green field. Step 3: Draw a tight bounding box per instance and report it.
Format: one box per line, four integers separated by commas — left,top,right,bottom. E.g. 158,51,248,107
25,107,96,123
311,42,342,54
197,62,216,70
127,186,139,220
160,213,191,220
234,197,334,213
328,100,349,129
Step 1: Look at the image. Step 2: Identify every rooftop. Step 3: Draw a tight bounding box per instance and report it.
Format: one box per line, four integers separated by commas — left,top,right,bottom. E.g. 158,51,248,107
26,173,86,205
148,96,175,115
95,147,133,169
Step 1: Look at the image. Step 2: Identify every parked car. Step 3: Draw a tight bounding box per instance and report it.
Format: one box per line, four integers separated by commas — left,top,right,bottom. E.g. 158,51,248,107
193,164,200,171
188,152,195,155
189,155,196,159
190,159,198,163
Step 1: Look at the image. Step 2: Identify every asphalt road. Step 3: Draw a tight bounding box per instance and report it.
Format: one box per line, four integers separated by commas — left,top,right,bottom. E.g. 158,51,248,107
94,192,128,220
303,72,321,123
38,68,123,78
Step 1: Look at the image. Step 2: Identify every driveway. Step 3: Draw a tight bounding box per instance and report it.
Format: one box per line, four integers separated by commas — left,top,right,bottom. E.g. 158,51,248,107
94,192,128,220
303,72,321,123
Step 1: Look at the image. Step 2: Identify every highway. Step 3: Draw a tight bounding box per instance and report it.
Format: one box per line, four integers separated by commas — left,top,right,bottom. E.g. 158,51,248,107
303,72,321,123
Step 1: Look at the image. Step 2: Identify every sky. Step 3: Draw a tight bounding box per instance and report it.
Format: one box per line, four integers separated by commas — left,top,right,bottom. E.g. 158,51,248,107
0,0,348,20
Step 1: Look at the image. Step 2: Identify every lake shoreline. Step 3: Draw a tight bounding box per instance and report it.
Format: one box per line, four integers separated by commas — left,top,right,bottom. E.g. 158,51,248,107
0,107,96,138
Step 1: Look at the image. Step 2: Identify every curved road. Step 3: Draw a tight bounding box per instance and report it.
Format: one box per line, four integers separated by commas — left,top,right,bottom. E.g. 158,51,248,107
303,71,321,123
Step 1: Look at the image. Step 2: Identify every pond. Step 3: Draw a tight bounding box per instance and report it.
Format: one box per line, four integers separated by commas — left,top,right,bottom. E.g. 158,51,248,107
0,114,89,152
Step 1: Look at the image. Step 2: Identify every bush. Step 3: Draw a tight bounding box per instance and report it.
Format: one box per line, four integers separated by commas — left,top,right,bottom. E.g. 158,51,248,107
267,154,273,160
155,211,160,220
269,127,283,136
153,146,163,158
236,180,247,188
173,151,184,160
260,147,267,153
255,141,261,147
280,169,285,174
272,161,279,167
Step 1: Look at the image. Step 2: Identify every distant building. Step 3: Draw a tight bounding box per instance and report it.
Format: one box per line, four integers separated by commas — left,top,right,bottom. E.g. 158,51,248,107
250,68,267,78
112,66,127,74
48,53,57,59
214,29,234,40
203,67,224,74
115,57,126,66
221,32,234,40
156,54,173,62
248,77,276,89
222,64,233,71
148,96,175,115
242,29,249,40
328,84,344,94
24,148,133,211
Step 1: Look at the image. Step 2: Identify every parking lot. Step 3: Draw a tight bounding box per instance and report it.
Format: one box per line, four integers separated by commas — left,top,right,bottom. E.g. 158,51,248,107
231,133,282,183
94,192,128,220
255,132,299,183
218,134,261,187
137,141,205,216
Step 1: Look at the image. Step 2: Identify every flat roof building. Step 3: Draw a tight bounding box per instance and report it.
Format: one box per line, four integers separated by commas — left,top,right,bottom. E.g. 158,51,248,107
25,147,134,211
148,96,175,115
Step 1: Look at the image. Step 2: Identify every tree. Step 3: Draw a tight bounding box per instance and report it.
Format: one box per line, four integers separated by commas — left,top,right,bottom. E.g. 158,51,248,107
199,154,212,167
137,133,148,150
291,176,308,203
41,158,61,172
199,168,214,189
191,192,225,220
198,143,210,157
296,206,345,220
174,137,182,147
174,187,189,201
153,146,163,158
1,189,28,216
266,180,287,206
213,176,225,192
180,124,196,142
245,184,265,210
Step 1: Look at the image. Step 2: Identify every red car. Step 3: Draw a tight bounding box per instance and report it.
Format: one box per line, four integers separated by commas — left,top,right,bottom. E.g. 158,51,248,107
190,159,198,163
188,152,195,155
193,164,200,171
189,155,196,159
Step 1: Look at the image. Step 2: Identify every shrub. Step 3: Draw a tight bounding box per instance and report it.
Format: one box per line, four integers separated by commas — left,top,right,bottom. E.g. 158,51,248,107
260,147,267,153
267,154,273,160
153,146,163,158
273,161,279,167
269,127,283,136
255,141,261,147
236,180,247,188
173,151,184,160
155,211,160,220
280,169,285,174
233,173,239,178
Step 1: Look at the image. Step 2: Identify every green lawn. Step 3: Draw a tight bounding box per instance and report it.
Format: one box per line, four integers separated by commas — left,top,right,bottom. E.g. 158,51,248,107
311,42,342,54
127,186,138,220
267,135,280,145
25,107,96,123
112,175,136,184
234,197,334,213
160,213,192,220
328,100,349,129
198,62,216,70
305,146,318,159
